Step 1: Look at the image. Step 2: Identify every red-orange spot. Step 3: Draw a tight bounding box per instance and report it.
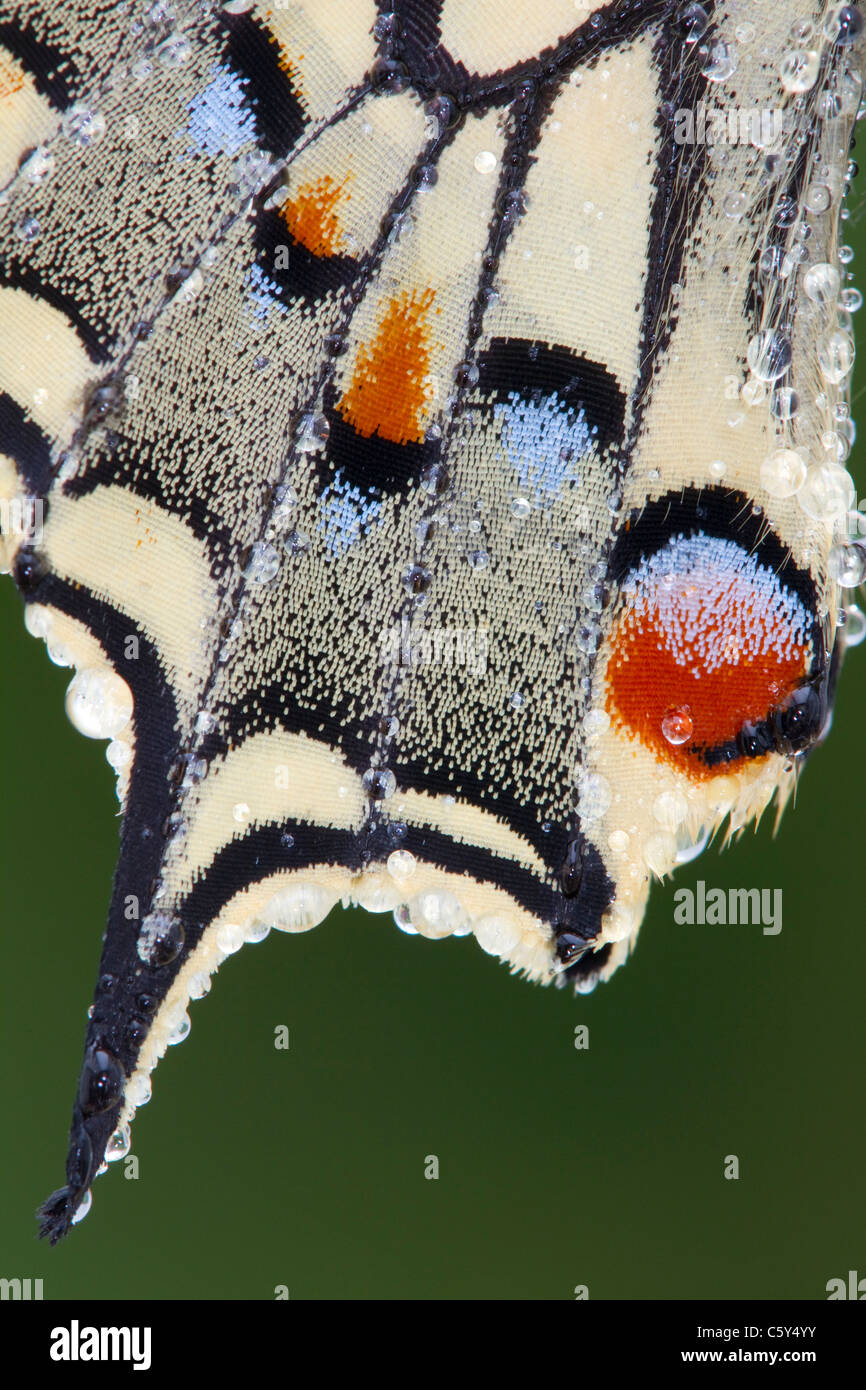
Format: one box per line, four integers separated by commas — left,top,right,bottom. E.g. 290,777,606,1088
337,289,437,445
605,578,810,777
280,174,351,258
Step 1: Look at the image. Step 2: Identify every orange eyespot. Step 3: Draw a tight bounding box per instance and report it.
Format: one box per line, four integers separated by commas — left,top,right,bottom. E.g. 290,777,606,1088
605,535,813,774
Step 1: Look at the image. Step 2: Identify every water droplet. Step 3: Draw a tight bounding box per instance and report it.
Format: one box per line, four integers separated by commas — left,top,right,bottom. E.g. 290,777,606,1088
453,360,479,388
770,387,799,420
15,214,40,241
779,49,820,93
283,529,310,556
708,459,727,478
735,21,756,43
740,379,765,407
420,463,450,496
508,691,525,710
62,106,106,147
261,883,334,932
467,549,489,570
677,2,709,44
746,329,792,382
475,915,521,958
216,922,245,955
403,563,432,596
824,4,864,45
661,706,693,745
723,191,748,219
244,540,280,584
373,10,400,39
173,267,203,303
369,56,409,92
804,182,832,214
841,286,863,311
231,149,275,201
105,1125,131,1163
387,849,416,881
157,32,192,67
363,767,397,800
790,17,815,45
802,261,841,304
270,488,298,532
138,912,184,968
294,412,330,452
797,464,856,520
126,1073,152,1108
822,429,851,464
409,888,464,938
839,244,855,265
232,801,250,824
830,542,866,586
760,448,807,498
510,496,531,519
643,831,678,876
584,708,610,737
106,739,132,771
394,903,418,935
700,39,737,81
66,669,133,739
575,623,601,655
195,709,216,736
71,1190,92,1226
653,790,689,830
577,772,612,822
20,146,55,183
817,330,855,383
167,1012,191,1045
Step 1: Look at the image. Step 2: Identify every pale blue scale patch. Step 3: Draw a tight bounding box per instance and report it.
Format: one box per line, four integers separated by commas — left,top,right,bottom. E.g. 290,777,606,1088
244,263,284,321
186,65,257,158
317,473,383,557
495,394,597,505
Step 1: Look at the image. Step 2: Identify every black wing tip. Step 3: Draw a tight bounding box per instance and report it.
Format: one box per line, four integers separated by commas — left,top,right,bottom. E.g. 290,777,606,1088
36,1185,81,1245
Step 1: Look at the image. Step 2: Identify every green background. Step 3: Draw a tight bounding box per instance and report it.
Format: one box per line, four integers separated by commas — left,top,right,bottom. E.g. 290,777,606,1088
2,221,865,1309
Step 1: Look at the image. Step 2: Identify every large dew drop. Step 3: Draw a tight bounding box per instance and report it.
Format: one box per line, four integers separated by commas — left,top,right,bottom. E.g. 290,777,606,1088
797,464,856,521
829,542,866,587
244,540,280,584
817,331,855,384
760,448,807,498
661,706,694,745
577,772,612,822
802,262,841,304
258,884,336,933
65,669,133,740
746,329,792,382
778,49,820,93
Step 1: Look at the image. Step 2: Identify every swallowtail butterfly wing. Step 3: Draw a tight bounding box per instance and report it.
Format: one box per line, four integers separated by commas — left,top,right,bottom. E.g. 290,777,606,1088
0,0,863,1242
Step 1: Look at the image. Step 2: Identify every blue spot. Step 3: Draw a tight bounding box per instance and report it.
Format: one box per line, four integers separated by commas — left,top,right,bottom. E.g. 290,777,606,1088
495,393,596,505
318,473,383,556
244,263,283,320
187,65,257,158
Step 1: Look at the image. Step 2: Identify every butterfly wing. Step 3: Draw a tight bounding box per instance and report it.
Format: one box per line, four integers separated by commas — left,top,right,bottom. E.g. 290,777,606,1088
0,1,862,1240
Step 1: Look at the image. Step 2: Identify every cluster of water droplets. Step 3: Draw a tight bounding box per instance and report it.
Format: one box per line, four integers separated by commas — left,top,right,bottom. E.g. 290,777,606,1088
714,5,866,649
